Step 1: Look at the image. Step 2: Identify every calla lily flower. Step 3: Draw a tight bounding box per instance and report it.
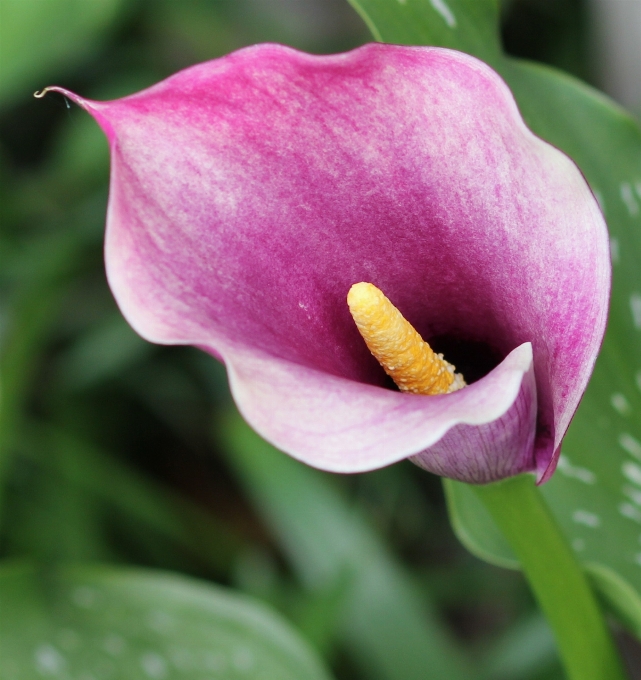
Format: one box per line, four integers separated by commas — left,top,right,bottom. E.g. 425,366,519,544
43,43,609,484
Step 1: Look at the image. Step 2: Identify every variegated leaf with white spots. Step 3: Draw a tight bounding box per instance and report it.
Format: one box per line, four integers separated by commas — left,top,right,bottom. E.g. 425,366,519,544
0,563,333,680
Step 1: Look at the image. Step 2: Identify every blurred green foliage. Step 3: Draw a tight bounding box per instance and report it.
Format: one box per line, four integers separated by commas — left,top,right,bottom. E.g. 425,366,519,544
1,0,637,678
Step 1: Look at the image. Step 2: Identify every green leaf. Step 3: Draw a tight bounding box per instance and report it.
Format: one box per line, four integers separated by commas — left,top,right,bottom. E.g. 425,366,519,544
0,562,333,680
347,0,501,63
0,0,125,105
443,478,517,570
347,0,641,636
217,410,475,680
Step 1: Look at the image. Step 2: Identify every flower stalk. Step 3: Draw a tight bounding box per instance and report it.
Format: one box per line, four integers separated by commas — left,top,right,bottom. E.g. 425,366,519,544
348,281,627,677
472,475,628,680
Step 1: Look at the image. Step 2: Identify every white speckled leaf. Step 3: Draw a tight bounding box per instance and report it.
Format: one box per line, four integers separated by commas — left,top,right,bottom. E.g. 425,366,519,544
347,0,641,636
0,563,333,680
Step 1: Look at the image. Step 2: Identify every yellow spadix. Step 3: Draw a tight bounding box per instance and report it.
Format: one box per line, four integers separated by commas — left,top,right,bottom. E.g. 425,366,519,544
347,282,466,396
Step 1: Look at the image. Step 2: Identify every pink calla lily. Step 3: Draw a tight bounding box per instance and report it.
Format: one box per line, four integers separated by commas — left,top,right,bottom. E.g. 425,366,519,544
45,43,609,484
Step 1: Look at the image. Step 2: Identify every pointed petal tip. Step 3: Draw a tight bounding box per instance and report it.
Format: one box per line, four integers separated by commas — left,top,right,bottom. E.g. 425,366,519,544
34,86,115,142
34,86,86,106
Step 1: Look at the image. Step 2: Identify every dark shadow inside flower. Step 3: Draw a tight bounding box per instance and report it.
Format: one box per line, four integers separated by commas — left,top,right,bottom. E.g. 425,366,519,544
427,335,503,385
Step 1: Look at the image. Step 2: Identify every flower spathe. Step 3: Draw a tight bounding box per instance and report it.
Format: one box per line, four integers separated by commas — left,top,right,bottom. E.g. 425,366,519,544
44,43,610,484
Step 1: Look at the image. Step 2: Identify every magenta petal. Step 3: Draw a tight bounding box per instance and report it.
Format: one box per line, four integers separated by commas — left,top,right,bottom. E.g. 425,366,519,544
48,43,609,483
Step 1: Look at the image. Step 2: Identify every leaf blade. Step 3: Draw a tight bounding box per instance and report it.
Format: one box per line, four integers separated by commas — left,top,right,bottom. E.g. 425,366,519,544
0,562,333,680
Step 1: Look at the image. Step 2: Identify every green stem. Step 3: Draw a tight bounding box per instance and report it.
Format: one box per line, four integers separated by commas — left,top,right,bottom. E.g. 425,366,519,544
471,475,627,680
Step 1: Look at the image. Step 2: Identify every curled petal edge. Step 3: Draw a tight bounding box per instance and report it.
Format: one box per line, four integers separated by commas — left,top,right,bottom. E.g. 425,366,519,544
222,342,536,484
